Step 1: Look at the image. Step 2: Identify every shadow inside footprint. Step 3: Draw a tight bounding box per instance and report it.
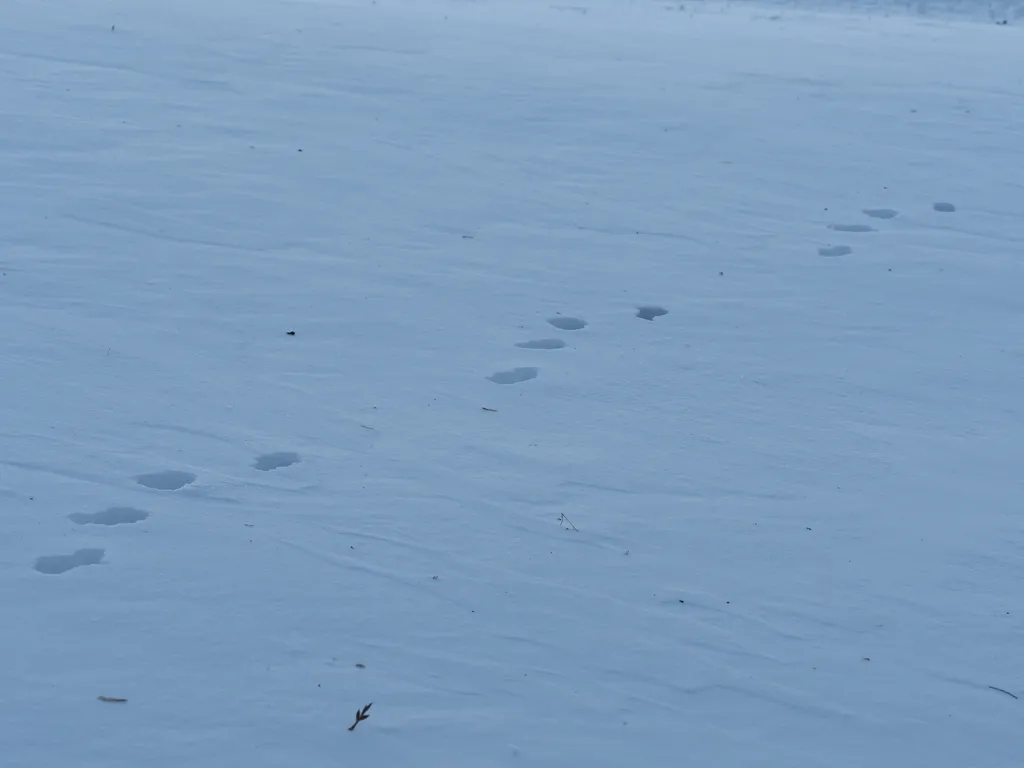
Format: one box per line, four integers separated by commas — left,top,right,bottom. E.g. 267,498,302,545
828,224,876,233
70,507,149,526
863,208,898,219
515,339,566,350
34,548,105,575
547,316,587,331
818,245,853,257
136,470,196,491
636,306,669,321
487,367,538,385
933,202,956,213
254,452,301,471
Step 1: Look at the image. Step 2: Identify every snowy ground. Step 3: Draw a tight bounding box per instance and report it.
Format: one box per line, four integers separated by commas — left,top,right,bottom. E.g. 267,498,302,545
2,0,1023,765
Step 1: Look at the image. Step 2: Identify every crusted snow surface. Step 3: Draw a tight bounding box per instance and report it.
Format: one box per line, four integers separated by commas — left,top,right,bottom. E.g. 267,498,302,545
2,0,1023,766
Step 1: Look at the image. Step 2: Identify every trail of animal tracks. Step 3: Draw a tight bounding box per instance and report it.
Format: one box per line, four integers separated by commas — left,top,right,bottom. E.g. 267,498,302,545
2,0,1023,765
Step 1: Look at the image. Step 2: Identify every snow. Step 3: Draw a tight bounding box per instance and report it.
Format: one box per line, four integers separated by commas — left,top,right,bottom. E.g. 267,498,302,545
2,0,1023,765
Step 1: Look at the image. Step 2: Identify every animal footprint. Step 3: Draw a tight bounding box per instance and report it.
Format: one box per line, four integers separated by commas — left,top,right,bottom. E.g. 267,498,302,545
515,338,566,350
636,305,668,321
34,548,105,575
136,470,196,491
863,208,898,219
828,224,876,233
487,367,538,385
818,245,853,257
69,507,149,526
933,202,956,213
254,452,301,471
547,316,587,331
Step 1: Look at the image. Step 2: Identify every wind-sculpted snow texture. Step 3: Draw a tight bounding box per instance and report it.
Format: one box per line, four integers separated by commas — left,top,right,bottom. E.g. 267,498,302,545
2,0,1022,766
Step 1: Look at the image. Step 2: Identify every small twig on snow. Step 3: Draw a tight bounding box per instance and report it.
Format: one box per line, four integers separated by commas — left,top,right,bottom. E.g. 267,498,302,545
348,702,372,731
557,513,579,532
989,686,1018,700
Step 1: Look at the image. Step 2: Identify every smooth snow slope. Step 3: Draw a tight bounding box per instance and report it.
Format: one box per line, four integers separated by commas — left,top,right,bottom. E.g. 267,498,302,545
2,0,1023,766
